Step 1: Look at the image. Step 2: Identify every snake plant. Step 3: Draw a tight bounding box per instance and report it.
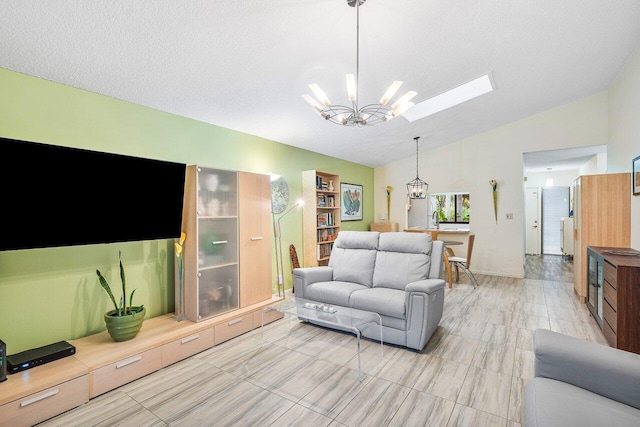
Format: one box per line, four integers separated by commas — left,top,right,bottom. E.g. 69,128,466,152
96,250,144,316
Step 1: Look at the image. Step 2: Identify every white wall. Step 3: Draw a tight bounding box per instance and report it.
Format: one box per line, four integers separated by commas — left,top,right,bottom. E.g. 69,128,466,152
375,92,608,277
608,41,640,249
577,152,607,175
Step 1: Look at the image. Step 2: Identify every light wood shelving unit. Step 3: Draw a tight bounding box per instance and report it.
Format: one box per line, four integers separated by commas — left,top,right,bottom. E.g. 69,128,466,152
302,170,341,267
573,172,630,303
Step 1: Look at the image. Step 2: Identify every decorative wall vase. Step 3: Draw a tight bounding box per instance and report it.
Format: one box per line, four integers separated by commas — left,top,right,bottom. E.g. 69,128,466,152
490,180,498,224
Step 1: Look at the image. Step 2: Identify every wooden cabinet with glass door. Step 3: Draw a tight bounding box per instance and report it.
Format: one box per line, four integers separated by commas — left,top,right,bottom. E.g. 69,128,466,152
302,170,340,267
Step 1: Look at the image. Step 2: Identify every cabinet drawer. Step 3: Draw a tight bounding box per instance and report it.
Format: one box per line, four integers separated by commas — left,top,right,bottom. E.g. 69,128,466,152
214,314,254,345
603,319,617,348
254,308,284,327
603,280,617,312
603,300,617,333
604,262,617,289
90,347,162,398
162,328,214,366
0,375,88,427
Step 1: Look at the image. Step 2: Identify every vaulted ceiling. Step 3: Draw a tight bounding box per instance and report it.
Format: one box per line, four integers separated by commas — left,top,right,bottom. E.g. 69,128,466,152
2,1,640,167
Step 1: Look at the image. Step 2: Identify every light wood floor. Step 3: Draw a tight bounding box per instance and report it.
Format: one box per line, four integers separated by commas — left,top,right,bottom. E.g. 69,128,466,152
40,260,604,427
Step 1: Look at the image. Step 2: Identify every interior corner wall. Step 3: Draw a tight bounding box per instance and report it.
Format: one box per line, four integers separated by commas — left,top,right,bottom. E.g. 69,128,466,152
0,68,374,353
578,152,607,175
375,92,609,278
607,40,640,250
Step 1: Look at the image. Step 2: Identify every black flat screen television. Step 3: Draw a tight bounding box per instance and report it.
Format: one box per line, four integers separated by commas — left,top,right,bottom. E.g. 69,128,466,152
1,137,186,251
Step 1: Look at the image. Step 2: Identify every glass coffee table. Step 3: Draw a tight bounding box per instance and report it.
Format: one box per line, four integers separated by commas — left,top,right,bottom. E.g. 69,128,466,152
261,297,383,380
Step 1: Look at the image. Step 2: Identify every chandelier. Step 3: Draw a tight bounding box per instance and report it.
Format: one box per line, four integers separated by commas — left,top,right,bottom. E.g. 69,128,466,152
302,0,417,126
407,136,428,199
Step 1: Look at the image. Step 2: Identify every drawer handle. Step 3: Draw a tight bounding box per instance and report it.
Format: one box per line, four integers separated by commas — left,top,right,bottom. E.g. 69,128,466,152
181,334,200,344
228,318,243,326
20,389,59,407
116,356,142,369
211,240,228,245
250,237,263,241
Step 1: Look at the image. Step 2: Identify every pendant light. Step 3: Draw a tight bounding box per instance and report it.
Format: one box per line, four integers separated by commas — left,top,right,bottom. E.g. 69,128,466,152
406,136,428,199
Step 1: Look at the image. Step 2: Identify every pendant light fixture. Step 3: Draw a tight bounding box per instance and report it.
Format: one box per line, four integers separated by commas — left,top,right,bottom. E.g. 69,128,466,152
302,0,417,126
406,136,428,199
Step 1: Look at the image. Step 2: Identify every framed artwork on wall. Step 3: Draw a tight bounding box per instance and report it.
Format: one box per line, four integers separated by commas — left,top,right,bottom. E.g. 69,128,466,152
633,155,640,195
341,182,363,221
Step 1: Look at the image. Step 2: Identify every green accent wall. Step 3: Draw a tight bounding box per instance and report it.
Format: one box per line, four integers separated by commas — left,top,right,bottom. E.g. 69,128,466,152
0,68,374,353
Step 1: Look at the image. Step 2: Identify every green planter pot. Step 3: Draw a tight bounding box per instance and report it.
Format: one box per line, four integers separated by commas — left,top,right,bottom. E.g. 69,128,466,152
104,306,146,342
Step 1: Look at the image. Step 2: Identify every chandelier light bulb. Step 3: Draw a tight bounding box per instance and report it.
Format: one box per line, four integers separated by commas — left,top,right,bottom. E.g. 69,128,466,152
391,90,418,111
302,94,324,112
379,81,403,105
309,84,331,107
346,74,357,102
393,101,415,117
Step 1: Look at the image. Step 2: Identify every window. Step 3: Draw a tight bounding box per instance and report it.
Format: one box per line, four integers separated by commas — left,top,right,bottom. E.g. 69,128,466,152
431,193,470,224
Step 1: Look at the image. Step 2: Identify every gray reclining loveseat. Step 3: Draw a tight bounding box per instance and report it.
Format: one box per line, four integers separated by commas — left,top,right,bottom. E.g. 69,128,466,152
525,329,640,426
293,231,445,351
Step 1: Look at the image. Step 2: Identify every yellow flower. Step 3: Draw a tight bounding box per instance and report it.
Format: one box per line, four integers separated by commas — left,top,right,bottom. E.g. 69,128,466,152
386,185,393,195
175,232,186,257
489,180,497,191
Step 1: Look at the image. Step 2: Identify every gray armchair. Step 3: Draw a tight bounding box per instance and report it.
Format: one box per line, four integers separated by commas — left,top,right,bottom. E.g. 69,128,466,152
525,329,640,426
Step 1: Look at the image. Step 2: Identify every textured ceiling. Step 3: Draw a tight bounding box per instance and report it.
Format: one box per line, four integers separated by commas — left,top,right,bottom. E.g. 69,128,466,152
2,1,640,167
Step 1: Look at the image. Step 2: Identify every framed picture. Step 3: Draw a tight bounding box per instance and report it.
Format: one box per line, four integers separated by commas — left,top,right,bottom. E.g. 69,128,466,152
633,155,640,195
340,182,363,221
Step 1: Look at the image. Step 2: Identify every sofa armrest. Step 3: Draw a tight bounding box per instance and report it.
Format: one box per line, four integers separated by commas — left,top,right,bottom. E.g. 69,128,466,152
406,279,446,294
292,267,334,299
534,329,640,410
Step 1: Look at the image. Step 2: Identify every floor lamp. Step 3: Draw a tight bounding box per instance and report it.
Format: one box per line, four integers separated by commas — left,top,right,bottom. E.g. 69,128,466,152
274,200,304,297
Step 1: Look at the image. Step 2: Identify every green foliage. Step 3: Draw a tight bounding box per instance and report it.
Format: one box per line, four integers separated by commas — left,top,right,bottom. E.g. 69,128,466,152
96,251,143,317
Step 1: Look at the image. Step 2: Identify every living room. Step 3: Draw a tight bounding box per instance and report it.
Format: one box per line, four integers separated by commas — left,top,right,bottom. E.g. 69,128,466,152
1,2,640,426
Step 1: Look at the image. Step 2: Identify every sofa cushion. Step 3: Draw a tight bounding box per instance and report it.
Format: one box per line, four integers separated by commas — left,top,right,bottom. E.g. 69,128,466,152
349,288,406,319
373,233,432,290
329,231,379,287
305,281,368,307
525,377,640,427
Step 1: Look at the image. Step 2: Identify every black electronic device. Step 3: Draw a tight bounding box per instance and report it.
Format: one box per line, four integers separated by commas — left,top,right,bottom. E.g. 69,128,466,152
0,339,6,382
7,341,76,374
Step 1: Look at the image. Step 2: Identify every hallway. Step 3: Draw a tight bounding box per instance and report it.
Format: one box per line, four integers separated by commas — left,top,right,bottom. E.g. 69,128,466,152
524,254,574,283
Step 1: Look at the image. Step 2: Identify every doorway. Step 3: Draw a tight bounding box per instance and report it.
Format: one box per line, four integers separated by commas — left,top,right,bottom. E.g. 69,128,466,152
541,187,570,255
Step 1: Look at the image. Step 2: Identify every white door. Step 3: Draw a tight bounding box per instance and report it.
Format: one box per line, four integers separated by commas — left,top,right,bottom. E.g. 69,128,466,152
541,187,570,255
525,187,540,254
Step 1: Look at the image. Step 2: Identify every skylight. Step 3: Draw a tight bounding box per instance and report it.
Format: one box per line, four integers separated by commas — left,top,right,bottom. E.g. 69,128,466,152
402,74,494,122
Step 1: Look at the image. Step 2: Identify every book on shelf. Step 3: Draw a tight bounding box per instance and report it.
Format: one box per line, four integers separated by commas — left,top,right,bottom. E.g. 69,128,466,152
317,194,326,207
316,175,323,190
317,227,337,242
327,194,336,207
316,242,333,260
317,213,329,227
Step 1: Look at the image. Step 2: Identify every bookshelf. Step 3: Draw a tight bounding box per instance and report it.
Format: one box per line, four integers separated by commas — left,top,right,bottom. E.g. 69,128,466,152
302,170,341,267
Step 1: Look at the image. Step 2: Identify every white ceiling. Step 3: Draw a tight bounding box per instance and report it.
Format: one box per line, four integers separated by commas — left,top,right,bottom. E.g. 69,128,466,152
1,1,640,168
523,145,607,173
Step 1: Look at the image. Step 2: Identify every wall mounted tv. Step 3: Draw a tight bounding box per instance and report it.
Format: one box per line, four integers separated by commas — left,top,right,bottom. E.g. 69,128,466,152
1,137,187,251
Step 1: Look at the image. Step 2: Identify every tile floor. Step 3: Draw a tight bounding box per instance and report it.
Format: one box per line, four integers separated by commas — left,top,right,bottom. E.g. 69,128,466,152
40,255,605,426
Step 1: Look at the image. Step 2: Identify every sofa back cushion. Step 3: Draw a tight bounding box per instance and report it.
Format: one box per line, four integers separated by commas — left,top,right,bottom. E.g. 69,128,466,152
373,232,432,290
329,231,379,287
